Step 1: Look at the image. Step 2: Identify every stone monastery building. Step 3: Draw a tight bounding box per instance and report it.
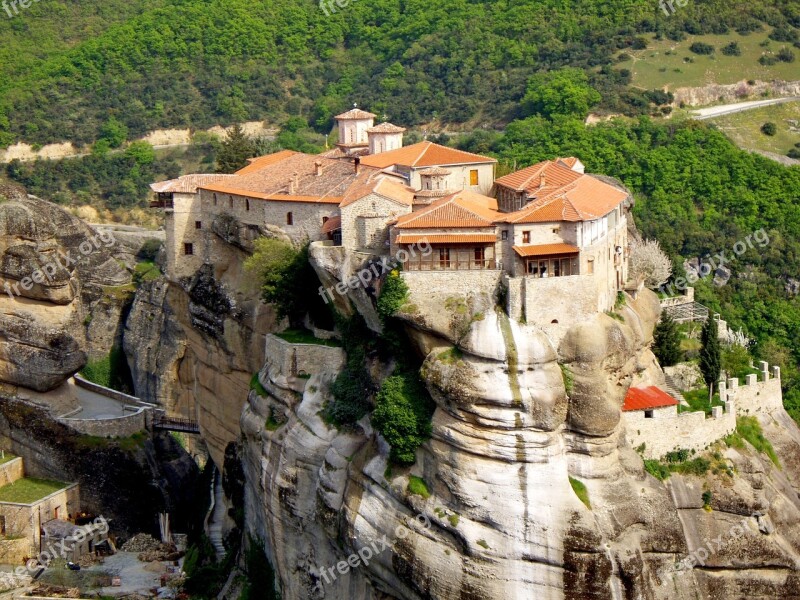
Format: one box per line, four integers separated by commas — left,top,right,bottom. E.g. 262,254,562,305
151,107,631,332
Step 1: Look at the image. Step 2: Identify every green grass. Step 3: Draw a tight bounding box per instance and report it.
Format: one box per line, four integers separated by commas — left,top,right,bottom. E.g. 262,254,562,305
569,476,591,509
133,260,161,284
617,32,800,90
249,372,268,397
736,416,780,467
275,329,341,347
407,475,431,499
0,477,68,503
0,452,16,465
680,389,723,415
708,101,800,155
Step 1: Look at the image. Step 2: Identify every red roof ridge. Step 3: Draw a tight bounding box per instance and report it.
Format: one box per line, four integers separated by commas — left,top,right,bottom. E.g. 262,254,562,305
622,386,679,411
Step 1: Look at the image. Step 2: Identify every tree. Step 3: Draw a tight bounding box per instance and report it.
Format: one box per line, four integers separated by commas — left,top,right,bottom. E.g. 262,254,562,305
216,124,256,173
699,317,721,392
629,239,672,289
125,141,155,165
521,68,601,120
99,117,128,148
243,238,314,325
653,313,682,367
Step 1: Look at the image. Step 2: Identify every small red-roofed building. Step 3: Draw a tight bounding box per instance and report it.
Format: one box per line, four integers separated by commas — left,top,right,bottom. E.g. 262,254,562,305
622,386,679,418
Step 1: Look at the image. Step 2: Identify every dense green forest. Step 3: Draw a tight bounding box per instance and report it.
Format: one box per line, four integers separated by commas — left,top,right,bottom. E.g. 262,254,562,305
1,0,799,146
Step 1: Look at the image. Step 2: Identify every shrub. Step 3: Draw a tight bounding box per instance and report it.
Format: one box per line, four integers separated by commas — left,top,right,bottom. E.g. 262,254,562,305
777,47,796,62
689,42,714,55
569,477,591,509
644,459,670,480
372,370,435,465
326,367,372,425
702,490,713,508
136,238,162,261
737,416,779,467
377,270,409,321
721,42,742,56
761,122,777,136
407,475,431,498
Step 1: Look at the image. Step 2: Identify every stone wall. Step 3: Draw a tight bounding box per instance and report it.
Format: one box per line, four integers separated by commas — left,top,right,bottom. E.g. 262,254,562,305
165,192,205,281
623,400,737,459
73,375,142,406
0,483,80,554
407,162,495,195
341,192,410,252
721,364,783,415
0,458,23,487
401,269,502,308
57,410,148,438
262,335,346,393
0,537,32,565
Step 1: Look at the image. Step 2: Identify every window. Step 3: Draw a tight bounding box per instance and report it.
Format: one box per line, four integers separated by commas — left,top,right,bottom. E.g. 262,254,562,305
184,243,194,255
195,221,202,229
501,230,508,241
469,169,479,186
644,410,654,418
522,231,531,243
438,248,450,269
322,216,329,224
229,196,233,208
213,193,218,206
246,199,250,211
286,212,293,225
587,259,594,274
474,247,485,268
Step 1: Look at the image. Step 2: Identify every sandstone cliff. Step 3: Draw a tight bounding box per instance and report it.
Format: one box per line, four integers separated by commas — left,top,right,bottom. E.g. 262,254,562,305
0,185,132,391
229,245,800,600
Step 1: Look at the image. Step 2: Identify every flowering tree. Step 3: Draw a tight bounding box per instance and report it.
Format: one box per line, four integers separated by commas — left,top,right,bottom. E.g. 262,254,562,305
629,238,672,289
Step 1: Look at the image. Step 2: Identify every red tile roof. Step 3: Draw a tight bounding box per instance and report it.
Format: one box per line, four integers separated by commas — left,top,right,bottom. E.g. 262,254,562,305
396,234,496,244
513,243,579,257
622,386,679,411
340,171,415,208
150,174,236,194
321,216,341,234
366,122,406,133
501,176,628,224
235,150,299,175
495,160,581,194
200,183,343,204
360,141,496,169
394,191,501,229
335,108,377,120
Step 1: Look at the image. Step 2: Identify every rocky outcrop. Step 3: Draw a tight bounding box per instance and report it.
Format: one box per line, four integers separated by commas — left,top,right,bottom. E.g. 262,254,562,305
672,80,800,107
239,242,800,599
124,243,278,467
0,186,132,391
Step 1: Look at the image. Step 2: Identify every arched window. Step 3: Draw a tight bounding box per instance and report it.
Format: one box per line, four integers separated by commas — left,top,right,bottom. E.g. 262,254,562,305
246,198,250,211
287,212,293,225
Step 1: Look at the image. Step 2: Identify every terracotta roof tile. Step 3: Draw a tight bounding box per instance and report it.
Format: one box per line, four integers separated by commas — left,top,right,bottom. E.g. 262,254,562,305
198,151,374,202
395,190,500,229
340,171,415,208
366,122,406,133
235,150,299,175
321,216,341,234
150,174,236,194
495,160,581,194
360,141,496,169
396,234,496,244
501,175,627,223
335,108,377,120
513,243,579,257
622,386,679,411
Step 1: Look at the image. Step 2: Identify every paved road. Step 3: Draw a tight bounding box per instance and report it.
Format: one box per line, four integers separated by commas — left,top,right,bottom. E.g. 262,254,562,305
692,96,800,120
71,386,131,419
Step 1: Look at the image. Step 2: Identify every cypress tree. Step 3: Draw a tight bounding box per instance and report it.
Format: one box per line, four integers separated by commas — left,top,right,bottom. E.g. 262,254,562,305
699,316,721,392
216,124,256,173
653,312,682,367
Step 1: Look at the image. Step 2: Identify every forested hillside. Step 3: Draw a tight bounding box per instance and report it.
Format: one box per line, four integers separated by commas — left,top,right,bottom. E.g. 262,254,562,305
1,0,798,146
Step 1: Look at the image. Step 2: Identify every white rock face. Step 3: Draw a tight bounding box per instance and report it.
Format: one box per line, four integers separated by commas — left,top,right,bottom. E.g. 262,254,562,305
238,270,800,599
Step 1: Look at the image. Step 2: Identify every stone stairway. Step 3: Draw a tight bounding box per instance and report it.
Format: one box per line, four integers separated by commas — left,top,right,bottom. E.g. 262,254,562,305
207,469,227,561
663,373,687,405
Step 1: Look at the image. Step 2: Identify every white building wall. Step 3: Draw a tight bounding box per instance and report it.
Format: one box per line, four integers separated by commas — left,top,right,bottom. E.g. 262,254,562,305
369,132,403,154
166,192,204,281
407,163,495,195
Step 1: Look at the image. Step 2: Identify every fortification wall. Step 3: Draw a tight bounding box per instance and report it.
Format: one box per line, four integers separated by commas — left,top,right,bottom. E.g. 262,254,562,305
623,400,736,459
721,363,783,415
0,458,23,487
262,334,346,394
57,411,147,438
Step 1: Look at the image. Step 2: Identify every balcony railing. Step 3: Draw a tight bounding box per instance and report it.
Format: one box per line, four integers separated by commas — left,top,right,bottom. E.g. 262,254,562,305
404,258,497,271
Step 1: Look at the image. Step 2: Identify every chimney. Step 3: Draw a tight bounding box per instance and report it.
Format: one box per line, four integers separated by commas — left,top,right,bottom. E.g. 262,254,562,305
290,172,299,194
314,161,323,177
354,156,360,174
539,173,546,189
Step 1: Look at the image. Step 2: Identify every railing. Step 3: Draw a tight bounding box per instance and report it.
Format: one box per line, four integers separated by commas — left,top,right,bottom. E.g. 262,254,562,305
153,413,200,434
662,301,710,323
404,259,497,271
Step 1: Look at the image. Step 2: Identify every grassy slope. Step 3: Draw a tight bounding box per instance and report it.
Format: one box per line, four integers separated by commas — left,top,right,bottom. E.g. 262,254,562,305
708,101,800,154
619,32,800,89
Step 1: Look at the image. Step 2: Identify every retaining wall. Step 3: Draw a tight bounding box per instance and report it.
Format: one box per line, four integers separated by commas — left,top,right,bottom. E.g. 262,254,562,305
0,458,23,487
57,410,147,438
73,375,142,405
